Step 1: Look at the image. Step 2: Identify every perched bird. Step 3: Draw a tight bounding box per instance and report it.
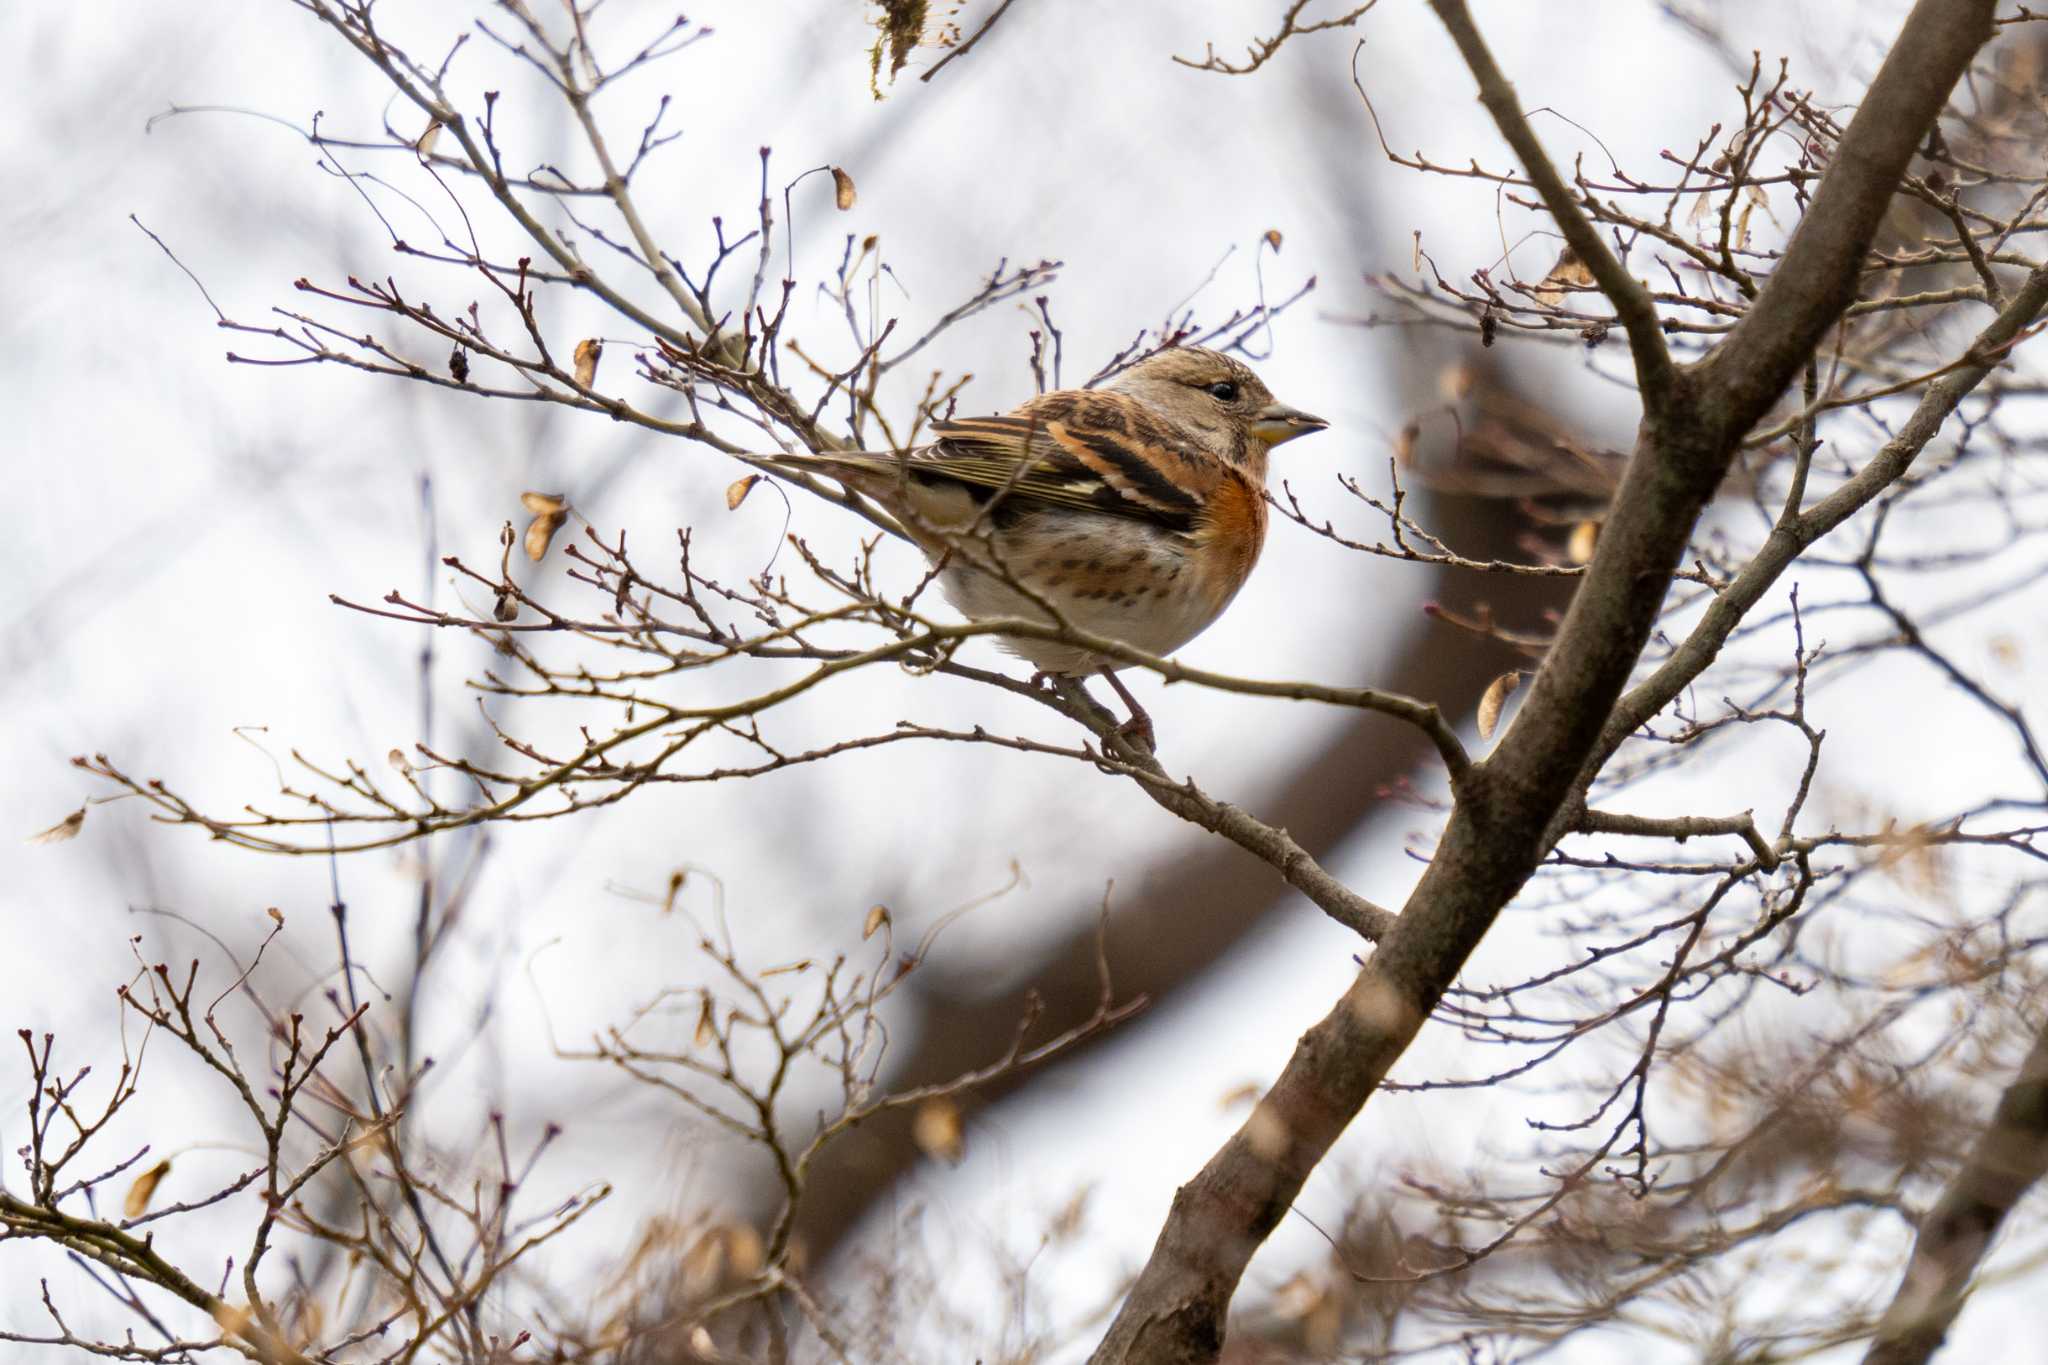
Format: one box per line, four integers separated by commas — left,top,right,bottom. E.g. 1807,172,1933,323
751,346,1327,737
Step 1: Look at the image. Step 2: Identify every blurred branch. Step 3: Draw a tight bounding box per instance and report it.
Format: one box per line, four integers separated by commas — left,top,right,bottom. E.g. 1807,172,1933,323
72,0,2048,1358
1175,0,1380,75
1865,1015,2048,1365
1092,2,2000,1358
1426,0,1677,408
788,481,1573,1275
920,0,1023,83
1595,256,2048,786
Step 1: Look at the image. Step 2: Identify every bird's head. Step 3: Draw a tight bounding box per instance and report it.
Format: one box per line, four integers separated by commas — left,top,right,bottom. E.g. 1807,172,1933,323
1105,346,1328,456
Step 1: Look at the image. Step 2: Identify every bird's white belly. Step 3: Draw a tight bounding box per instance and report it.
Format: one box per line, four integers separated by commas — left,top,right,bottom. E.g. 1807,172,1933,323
930,515,1231,676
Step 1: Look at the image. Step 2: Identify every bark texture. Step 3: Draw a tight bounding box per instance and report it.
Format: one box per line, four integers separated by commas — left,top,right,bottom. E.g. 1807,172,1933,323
1090,1,1999,1358
789,484,1570,1263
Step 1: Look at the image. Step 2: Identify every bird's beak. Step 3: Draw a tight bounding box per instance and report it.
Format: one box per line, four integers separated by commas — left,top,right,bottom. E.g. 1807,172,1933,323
1251,402,1329,447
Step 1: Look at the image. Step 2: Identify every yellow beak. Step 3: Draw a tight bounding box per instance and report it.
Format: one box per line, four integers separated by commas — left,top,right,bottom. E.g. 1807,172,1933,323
1251,402,1329,447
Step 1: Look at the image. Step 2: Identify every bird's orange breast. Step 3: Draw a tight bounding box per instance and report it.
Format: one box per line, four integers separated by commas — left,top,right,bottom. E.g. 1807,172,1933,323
1192,471,1268,609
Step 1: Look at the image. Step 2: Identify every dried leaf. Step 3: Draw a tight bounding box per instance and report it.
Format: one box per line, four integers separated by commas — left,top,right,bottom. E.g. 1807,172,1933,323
291,1300,324,1347
1411,229,1422,273
1392,420,1420,467
761,958,812,977
388,748,413,774
1532,244,1596,307
863,904,890,940
1548,249,1597,284
1272,1271,1325,1320
1271,1272,1341,1353
680,1230,727,1297
1731,184,1780,249
1263,228,1283,252
572,337,602,389
521,491,570,561
523,514,565,561
124,1158,172,1218
212,1303,252,1339
29,805,86,845
662,869,686,914
1567,520,1601,565
1217,1081,1262,1110
1244,1102,1290,1159
492,587,518,622
1477,670,1522,742
1049,1184,1092,1241
725,1223,764,1276
415,120,442,157
831,165,857,211
725,474,762,511
448,345,470,383
912,1096,964,1163
693,996,716,1049
266,906,284,926
1306,1297,1341,1354
1438,364,1475,402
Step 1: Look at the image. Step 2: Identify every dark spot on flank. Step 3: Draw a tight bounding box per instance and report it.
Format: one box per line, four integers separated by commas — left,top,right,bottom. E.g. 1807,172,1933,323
1084,558,1106,572
1061,558,1081,570
1047,577,1067,588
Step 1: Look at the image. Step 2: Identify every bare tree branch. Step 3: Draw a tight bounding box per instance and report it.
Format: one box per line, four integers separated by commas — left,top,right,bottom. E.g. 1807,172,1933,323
1864,1014,2048,1365
1426,0,1678,408
1089,2,1999,1358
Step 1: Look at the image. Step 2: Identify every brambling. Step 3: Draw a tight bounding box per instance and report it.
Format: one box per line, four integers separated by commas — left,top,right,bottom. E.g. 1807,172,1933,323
751,346,1326,736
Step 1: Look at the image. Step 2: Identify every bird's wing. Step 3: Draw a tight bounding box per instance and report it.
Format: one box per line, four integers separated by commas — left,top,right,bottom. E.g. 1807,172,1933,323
897,390,1215,532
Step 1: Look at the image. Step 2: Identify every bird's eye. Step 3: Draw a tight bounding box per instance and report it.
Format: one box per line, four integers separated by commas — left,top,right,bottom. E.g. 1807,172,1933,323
1206,381,1239,402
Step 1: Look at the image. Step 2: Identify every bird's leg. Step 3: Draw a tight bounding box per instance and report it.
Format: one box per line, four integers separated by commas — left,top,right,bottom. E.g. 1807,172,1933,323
1099,669,1156,752
1042,672,1154,754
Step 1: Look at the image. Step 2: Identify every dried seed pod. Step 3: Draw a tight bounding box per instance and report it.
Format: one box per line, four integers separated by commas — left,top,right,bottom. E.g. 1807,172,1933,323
1477,670,1523,742
28,806,86,845
572,338,602,389
913,1096,964,1163
520,491,570,561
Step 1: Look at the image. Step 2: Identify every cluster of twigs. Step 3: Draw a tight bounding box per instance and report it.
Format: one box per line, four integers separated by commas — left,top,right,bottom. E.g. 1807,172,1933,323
2,911,591,1362
2,864,1134,1360
1184,12,2048,1359
18,0,2048,1361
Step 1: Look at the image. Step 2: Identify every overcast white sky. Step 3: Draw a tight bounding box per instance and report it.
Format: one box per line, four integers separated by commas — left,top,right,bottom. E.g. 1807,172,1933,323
6,2,2045,1360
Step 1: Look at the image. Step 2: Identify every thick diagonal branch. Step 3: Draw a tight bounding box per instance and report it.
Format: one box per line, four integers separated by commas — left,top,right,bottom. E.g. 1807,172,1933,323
782,484,1570,1285
1090,2,1997,1359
